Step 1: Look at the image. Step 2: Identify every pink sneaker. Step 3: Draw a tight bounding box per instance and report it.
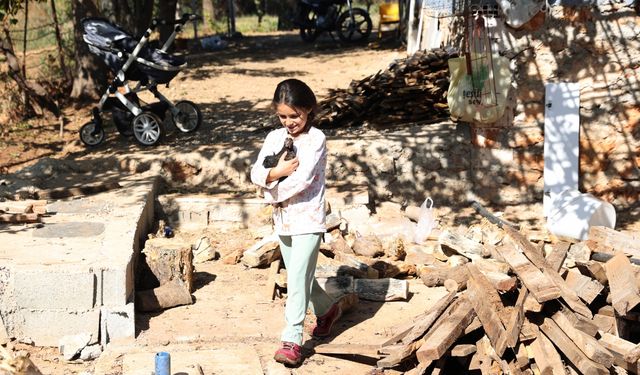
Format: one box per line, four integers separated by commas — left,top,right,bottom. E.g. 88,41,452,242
311,303,342,338
274,341,302,366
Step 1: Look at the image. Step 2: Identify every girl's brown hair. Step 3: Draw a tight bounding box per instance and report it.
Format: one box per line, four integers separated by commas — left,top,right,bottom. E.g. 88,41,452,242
272,79,318,125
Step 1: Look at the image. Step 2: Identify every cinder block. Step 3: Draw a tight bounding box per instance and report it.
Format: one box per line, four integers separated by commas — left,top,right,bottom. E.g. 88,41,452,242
19,308,100,347
100,260,134,307
100,303,135,345
14,268,96,310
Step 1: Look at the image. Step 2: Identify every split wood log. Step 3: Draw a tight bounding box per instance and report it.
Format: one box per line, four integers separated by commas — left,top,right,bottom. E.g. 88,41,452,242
419,264,469,289
587,226,640,258
0,213,39,223
529,331,566,375
604,252,640,316
0,200,46,214
265,259,281,301
504,226,592,318
415,295,476,363
377,291,456,368
439,229,490,260
0,345,42,375
451,344,477,357
334,252,379,278
564,268,604,305
141,238,194,292
369,259,416,278
538,317,609,375
466,276,508,357
575,260,608,285
382,235,407,261
352,234,384,258
599,332,640,374
549,309,614,367
498,285,528,352
135,278,193,312
354,278,408,301
592,313,616,335
325,212,342,231
546,242,571,272
241,238,280,268
35,181,121,200
495,242,561,303
559,302,599,337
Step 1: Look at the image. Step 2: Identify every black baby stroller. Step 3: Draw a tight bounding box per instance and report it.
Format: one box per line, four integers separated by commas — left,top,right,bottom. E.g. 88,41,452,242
80,13,202,147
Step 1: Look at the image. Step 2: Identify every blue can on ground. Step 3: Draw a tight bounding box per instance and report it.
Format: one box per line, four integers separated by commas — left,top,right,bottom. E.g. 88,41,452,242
155,351,171,375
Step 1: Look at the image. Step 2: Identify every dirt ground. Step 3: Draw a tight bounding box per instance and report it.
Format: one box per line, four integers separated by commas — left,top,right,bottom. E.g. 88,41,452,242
2,30,637,375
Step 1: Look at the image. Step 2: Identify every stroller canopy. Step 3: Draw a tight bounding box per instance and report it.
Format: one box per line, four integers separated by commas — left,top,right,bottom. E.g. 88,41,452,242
82,18,186,84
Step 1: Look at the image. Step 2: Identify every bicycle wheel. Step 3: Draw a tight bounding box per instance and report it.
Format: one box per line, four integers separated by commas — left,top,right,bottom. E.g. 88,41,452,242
337,8,372,43
80,121,105,147
298,8,320,42
132,111,164,146
172,100,202,133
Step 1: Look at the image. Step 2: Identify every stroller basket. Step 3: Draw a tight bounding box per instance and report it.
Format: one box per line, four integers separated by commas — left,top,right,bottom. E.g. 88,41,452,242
82,18,185,84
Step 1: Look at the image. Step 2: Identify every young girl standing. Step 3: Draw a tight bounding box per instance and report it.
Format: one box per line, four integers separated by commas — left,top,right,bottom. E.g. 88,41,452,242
251,79,341,366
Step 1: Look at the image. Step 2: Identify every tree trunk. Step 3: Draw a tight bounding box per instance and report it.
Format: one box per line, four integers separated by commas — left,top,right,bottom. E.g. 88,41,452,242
158,0,178,46
50,0,69,79
70,0,106,100
202,0,215,31
1,23,59,117
133,0,154,37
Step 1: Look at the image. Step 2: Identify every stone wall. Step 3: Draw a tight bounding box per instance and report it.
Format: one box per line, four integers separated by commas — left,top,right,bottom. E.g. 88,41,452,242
447,2,640,208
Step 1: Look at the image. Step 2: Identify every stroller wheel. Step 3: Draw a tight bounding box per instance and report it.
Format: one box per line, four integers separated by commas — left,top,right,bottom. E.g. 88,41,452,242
132,111,164,146
173,100,202,133
80,121,105,147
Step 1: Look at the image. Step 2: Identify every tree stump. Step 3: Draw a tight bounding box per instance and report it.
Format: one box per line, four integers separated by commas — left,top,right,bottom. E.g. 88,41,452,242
140,237,194,292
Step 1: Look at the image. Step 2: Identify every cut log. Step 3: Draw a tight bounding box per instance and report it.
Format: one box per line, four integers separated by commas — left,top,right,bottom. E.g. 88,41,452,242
328,228,355,255
140,237,194,292
587,226,640,258
0,200,46,214
559,302,599,337
549,309,614,367
415,296,476,363
419,264,468,289
564,268,604,305
135,278,193,312
529,331,566,375
369,259,416,278
592,313,616,335
241,239,280,268
334,252,379,279
599,332,640,374
575,260,608,285
605,252,640,316
354,278,408,301
538,317,609,375
495,242,561,303
451,344,477,357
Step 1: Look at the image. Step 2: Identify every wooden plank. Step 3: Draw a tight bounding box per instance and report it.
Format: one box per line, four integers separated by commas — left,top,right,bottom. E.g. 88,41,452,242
504,227,592,318
550,309,614,367
497,286,529,352
265,259,281,301
605,252,640,316
313,343,382,358
587,226,640,258
539,317,609,375
451,344,476,357
529,331,567,375
546,242,571,272
466,277,507,356
564,269,604,305
599,332,640,374
575,260,608,286
0,213,39,223
241,239,280,268
559,302,599,337
415,296,476,363
495,242,561,303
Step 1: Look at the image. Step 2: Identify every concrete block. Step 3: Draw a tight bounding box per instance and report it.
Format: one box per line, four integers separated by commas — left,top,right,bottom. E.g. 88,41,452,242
101,303,135,345
100,261,134,307
19,308,100,347
14,268,96,310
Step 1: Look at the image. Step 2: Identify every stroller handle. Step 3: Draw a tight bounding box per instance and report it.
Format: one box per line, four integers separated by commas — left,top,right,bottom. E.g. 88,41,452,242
152,13,201,29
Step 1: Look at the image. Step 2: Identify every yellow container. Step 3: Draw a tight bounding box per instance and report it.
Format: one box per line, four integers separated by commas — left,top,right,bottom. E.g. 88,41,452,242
379,2,400,22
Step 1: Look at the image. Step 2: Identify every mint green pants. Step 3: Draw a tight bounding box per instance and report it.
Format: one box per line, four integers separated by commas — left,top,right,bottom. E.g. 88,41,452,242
279,233,335,345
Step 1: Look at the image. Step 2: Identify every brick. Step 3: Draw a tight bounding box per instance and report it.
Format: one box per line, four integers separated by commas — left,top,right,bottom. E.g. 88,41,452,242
18,308,100,347
14,267,96,310
100,262,134,307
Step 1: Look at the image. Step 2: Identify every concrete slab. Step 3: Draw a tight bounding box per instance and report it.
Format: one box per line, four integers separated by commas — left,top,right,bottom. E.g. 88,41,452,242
120,345,263,375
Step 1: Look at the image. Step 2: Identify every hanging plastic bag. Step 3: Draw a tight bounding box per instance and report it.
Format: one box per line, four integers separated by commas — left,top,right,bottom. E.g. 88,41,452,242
414,197,436,244
447,53,511,124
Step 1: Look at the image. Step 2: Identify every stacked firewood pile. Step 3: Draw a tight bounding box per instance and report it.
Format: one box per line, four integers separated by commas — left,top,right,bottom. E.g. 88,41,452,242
315,48,454,128
300,203,640,374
